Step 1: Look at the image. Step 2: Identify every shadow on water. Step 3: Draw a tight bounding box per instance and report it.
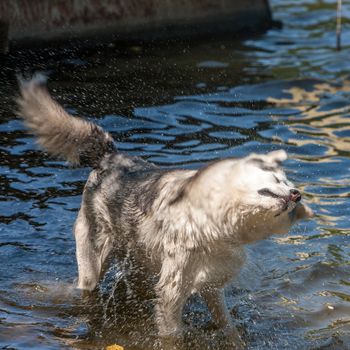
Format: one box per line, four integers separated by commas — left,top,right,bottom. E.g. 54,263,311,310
2,0,350,349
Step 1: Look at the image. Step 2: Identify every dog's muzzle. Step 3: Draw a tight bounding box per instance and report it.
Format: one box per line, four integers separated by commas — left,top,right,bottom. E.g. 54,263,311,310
289,189,301,203
258,188,301,203
258,188,302,217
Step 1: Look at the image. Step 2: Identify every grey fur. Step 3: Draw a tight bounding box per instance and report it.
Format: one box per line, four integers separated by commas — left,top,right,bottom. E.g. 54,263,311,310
17,74,115,167
16,77,313,348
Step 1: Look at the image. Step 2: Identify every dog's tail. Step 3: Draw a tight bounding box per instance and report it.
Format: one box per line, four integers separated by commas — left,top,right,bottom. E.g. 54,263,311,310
16,74,116,168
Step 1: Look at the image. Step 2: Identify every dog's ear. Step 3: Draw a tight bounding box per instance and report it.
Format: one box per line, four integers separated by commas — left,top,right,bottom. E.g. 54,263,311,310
265,150,288,164
247,150,287,171
294,202,314,220
182,159,237,206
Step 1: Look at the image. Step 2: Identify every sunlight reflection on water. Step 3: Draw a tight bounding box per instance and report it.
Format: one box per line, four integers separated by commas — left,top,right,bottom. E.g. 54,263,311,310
1,0,350,349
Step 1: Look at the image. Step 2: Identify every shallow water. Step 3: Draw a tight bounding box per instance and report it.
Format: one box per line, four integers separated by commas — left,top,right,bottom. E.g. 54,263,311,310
1,0,350,349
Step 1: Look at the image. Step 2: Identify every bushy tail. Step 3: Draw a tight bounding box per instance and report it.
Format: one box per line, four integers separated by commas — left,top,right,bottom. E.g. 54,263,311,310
17,74,116,168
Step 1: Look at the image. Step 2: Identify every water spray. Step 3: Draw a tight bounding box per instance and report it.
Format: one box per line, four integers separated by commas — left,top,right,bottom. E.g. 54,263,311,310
336,0,342,50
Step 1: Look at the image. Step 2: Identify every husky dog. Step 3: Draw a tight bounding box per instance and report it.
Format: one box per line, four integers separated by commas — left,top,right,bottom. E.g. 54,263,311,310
17,76,313,348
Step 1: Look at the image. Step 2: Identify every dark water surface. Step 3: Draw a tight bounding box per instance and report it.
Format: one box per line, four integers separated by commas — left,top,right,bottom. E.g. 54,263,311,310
1,0,350,349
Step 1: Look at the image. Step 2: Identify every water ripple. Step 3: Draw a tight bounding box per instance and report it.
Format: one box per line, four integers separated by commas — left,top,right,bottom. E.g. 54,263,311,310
1,0,350,349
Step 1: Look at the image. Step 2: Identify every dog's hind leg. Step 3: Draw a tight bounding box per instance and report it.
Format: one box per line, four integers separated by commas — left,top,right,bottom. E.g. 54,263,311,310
74,207,112,291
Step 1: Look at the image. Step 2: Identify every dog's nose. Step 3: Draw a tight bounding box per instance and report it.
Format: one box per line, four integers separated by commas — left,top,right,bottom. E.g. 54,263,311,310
290,189,301,202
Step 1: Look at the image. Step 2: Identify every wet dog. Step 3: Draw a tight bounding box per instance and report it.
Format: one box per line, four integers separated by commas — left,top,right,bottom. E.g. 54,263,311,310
17,75,313,348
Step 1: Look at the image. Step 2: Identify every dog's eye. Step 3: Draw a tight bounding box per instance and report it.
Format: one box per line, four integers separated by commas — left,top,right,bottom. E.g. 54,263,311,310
273,175,281,184
258,188,280,198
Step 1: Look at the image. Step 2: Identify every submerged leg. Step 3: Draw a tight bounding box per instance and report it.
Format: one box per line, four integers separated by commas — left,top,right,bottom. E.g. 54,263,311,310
201,288,244,349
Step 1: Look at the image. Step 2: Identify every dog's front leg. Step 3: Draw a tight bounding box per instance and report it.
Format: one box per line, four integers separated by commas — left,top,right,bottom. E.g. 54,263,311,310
201,288,244,349
155,253,191,347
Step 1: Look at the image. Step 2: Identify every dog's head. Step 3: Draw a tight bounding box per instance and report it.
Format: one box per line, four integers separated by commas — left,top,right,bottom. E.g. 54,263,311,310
187,150,313,243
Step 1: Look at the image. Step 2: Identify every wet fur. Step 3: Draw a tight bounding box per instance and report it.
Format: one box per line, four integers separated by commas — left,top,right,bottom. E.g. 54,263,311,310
17,76,313,347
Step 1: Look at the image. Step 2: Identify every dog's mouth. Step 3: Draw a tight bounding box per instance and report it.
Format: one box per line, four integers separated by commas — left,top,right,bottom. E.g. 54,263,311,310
257,188,301,216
